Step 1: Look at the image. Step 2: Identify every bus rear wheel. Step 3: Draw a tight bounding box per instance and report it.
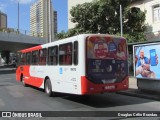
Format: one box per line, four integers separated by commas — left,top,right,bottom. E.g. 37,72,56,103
45,79,53,97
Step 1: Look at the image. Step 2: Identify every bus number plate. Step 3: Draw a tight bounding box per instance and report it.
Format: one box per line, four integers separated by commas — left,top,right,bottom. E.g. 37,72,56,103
105,85,115,90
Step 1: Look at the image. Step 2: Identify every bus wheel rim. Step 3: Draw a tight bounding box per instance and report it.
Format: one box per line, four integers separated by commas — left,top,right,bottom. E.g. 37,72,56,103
46,82,50,94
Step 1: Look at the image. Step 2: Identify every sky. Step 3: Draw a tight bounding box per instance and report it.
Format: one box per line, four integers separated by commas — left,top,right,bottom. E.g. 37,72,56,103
0,0,68,33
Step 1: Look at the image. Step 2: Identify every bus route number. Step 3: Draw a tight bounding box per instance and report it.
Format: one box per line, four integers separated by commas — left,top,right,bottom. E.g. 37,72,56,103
71,68,76,71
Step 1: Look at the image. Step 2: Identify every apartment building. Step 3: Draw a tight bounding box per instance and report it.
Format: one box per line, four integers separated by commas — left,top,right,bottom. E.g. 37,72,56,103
30,0,55,43
128,0,160,41
54,11,57,35
0,11,7,29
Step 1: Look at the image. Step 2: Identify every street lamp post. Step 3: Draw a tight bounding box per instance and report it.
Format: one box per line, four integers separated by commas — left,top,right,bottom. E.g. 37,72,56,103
49,0,52,43
18,1,19,33
120,4,123,37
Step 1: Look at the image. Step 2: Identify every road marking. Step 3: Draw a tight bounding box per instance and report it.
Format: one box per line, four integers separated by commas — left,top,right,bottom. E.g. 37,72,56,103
0,99,5,106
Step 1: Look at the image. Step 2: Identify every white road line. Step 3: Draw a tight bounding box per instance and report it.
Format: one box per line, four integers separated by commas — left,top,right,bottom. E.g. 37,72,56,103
0,99,5,106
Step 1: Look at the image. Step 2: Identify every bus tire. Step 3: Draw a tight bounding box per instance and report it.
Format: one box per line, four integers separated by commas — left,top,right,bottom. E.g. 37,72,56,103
21,75,28,87
45,79,53,97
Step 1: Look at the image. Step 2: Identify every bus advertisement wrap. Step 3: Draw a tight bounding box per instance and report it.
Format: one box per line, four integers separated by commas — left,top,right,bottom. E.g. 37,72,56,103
86,36,128,84
134,43,160,80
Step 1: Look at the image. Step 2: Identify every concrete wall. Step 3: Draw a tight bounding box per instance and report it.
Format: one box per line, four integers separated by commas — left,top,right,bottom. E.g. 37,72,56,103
0,32,46,44
138,79,160,93
0,32,46,52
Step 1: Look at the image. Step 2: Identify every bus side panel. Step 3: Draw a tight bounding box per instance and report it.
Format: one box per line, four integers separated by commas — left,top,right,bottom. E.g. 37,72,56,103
23,66,30,84
16,66,21,81
28,76,43,88
81,76,128,95
16,65,44,88
43,64,80,94
16,65,30,83
42,36,83,94
29,66,44,88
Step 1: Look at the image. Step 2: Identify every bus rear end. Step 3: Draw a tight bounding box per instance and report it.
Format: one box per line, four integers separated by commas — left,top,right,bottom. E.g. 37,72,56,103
81,35,128,95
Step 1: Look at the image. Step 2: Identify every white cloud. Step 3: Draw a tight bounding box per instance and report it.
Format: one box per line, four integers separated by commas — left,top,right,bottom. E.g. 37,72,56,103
11,0,36,4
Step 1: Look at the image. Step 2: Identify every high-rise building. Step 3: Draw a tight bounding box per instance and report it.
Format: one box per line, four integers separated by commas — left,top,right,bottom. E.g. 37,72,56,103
68,0,93,29
0,11,7,29
30,0,54,43
54,11,57,36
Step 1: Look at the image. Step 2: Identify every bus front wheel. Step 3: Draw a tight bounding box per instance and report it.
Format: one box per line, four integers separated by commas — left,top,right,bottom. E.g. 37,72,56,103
45,79,53,97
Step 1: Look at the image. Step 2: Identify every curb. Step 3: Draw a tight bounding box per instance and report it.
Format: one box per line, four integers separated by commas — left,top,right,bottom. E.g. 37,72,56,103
117,89,160,101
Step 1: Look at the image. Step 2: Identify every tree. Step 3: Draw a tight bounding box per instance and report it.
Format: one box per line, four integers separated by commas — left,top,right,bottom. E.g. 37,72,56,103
57,0,146,43
123,7,146,42
55,31,67,40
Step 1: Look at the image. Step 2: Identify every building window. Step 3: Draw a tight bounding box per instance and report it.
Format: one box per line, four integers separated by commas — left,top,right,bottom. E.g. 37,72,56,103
59,43,72,65
48,46,58,65
153,4,160,22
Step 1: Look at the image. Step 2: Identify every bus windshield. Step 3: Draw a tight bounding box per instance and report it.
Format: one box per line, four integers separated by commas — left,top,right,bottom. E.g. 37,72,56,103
86,35,128,84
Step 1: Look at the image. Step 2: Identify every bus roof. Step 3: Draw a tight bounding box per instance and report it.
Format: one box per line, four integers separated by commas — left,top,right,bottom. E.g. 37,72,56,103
19,45,42,53
18,34,126,53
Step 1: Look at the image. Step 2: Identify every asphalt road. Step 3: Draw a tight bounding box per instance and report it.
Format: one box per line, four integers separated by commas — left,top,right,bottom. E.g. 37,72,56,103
0,67,160,120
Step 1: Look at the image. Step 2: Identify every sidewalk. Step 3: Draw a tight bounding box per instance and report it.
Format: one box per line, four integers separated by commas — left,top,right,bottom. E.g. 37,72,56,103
0,64,16,74
117,77,160,101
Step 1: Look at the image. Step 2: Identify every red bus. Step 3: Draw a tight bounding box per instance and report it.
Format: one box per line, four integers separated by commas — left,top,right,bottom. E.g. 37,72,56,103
16,34,129,96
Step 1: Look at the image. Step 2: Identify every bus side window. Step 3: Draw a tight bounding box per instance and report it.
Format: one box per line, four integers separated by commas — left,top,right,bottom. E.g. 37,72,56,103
32,50,39,65
48,46,58,65
59,43,72,65
59,45,65,65
26,52,31,65
66,43,72,65
17,52,21,65
74,41,78,65
39,49,47,65
21,53,26,65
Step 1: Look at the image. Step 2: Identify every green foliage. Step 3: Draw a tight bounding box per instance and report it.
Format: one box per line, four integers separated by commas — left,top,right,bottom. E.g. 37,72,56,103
117,33,146,43
56,0,146,43
55,31,67,40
